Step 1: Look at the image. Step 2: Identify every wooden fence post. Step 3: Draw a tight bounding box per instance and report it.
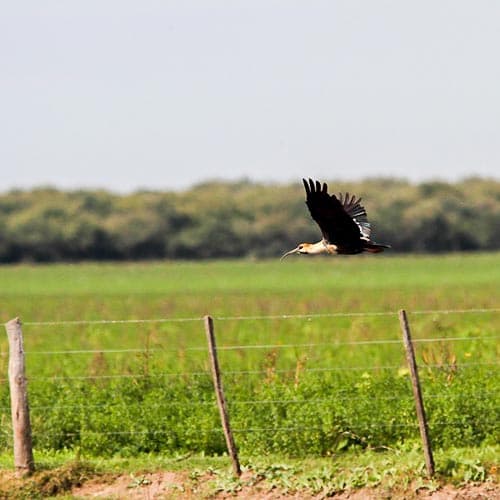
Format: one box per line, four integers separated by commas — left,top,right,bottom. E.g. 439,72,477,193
5,317,35,476
398,309,435,477
204,315,241,477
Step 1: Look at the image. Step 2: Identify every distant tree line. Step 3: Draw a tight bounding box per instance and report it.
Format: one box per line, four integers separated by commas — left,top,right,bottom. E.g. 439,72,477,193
0,178,498,262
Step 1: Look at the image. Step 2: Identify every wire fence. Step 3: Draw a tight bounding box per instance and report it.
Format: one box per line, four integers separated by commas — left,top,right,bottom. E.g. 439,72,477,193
5,392,495,414
24,419,500,439
8,389,494,413
19,306,500,327
5,360,495,386
2,307,499,464
21,337,500,356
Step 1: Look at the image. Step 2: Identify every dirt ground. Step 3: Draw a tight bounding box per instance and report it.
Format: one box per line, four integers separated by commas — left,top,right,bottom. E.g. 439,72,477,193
70,471,500,499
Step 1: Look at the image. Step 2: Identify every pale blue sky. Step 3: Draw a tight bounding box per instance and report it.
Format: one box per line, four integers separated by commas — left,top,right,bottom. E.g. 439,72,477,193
1,1,499,192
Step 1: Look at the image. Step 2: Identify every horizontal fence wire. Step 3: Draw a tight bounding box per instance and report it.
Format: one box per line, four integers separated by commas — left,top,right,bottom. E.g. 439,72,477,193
1,419,497,440
226,421,500,433
15,361,499,383
0,389,491,412
193,336,500,351
25,348,159,355
22,336,500,355
19,307,500,327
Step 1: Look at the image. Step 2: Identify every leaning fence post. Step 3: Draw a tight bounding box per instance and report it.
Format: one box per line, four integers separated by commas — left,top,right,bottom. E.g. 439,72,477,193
204,315,241,477
4,317,35,476
398,309,435,477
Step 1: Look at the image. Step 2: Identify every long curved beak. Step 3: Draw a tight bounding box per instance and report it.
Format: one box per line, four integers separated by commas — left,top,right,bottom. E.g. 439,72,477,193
280,247,300,260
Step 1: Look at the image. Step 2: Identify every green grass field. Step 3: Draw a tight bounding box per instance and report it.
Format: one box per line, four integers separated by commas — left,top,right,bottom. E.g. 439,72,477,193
0,253,498,462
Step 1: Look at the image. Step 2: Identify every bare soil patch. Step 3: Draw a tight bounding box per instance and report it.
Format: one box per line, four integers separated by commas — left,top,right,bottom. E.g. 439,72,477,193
70,471,499,499
1,466,498,499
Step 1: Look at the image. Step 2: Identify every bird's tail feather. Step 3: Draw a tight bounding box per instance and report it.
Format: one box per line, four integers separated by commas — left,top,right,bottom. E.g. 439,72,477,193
363,242,391,253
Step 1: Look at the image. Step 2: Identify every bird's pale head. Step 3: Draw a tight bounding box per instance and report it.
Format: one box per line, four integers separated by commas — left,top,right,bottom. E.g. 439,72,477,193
280,242,317,260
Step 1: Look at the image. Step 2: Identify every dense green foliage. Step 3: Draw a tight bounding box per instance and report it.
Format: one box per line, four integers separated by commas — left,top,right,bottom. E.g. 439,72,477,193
0,177,499,261
0,255,498,458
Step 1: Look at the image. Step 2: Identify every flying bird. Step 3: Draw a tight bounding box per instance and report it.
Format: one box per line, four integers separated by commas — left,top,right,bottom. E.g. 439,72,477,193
282,178,390,259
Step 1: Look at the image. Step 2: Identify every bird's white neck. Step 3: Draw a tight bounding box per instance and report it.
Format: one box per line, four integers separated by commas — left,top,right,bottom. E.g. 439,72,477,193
309,240,337,255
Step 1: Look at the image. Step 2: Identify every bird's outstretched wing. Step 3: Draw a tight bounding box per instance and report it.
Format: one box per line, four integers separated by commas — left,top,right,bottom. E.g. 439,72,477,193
337,192,372,240
302,178,370,244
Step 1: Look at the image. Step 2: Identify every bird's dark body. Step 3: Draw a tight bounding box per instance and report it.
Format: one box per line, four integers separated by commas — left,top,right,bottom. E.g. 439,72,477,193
335,245,364,255
302,178,390,254
281,179,390,259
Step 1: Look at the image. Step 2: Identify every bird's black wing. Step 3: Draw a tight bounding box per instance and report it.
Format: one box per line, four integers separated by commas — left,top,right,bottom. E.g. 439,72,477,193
302,179,366,245
337,192,372,240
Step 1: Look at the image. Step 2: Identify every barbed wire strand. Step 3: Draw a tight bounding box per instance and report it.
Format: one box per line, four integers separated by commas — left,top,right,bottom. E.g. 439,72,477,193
23,335,500,355
2,420,497,439
19,361,499,383
4,390,493,412
20,307,500,327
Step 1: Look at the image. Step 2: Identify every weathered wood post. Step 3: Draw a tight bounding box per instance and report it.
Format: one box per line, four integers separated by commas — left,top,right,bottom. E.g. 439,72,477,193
5,318,35,476
398,309,435,477
204,315,241,477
